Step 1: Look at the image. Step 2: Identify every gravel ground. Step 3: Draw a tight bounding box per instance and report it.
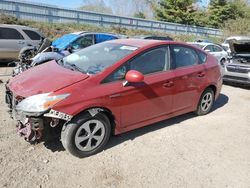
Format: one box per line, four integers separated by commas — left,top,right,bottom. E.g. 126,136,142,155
0,67,250,188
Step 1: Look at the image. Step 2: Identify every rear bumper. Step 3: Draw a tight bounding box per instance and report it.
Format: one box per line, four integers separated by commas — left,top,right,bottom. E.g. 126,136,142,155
216,77,223,100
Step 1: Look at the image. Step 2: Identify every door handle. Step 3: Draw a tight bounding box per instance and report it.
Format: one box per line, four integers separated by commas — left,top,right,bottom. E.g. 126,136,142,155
163,81,174,88
109,94,121,98
198,72,205,77
18,41,25,44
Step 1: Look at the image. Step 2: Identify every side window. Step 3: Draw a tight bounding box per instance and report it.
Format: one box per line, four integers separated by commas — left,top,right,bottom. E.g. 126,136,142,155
197,50,207,64
0,28,24,40
129,47,169,74
171,45,199,68
212,45,223,52
103,46,169,83
71,35,94,50
204,45,214,52
95,34,117,44
23,29,41,40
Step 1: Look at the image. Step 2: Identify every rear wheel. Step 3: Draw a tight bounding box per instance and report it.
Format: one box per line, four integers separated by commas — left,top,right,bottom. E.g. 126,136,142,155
61,112,111,158
195,88,214,116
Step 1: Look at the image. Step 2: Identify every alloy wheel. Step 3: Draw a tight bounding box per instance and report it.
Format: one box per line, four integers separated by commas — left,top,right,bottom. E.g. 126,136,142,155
75,120,105,152
201,92,213,112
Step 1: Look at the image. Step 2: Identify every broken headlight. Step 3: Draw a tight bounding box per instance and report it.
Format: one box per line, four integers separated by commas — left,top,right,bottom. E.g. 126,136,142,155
16,92,70,116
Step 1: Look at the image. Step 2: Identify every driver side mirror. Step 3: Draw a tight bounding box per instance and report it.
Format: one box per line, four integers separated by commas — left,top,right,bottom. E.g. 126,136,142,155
123,70,144,86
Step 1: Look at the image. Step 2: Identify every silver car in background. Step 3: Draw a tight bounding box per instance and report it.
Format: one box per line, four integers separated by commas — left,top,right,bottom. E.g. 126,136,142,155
223,36,250,85
189,42,228,66
0,24,44,61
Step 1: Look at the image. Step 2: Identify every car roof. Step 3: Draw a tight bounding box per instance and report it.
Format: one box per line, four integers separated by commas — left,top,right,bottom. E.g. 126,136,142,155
132,35,172,39
106,39,187,48
0,24,36,30
189,42,214,45
71,31,120,37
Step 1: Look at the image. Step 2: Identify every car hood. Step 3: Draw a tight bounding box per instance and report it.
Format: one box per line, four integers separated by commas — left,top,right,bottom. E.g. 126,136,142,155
31,51,70,66
8,60,89,98
228,38,250,55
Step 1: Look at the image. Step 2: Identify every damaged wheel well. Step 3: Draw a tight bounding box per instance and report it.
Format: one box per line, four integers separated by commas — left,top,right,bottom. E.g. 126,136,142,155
207,85,217,97
74,107,116,135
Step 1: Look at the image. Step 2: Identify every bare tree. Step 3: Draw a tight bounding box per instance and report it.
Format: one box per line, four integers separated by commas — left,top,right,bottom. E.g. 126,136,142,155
80,0,113,14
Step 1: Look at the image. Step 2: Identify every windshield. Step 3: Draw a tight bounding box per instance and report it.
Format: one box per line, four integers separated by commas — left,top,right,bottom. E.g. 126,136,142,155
52,34,79,50
62,42,138,74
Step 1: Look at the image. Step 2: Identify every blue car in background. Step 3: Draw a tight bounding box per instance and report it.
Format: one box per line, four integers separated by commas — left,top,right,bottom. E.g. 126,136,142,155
31,32,120,66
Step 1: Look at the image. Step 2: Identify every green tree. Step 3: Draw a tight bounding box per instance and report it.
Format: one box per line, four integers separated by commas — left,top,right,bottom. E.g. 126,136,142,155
222,0,250,35
154,0,197,25
207,0,248,28
223,17,250,36
134,11,146,19
192,10,209,27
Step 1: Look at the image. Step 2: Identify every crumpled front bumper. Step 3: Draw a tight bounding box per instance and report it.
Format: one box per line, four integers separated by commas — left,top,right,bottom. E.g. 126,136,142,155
222,64,250,85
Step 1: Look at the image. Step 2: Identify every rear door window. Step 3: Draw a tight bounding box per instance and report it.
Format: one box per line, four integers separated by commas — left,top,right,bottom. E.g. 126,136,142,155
204,45,214,52
0,28,24,40
95,34,118,44
23,29,42,40
71,35,94,50
212,45,223,52
170,45,199,68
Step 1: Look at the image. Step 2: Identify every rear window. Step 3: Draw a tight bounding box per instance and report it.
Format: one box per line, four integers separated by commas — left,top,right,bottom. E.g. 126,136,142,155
23,29,42,40
0,27,24,40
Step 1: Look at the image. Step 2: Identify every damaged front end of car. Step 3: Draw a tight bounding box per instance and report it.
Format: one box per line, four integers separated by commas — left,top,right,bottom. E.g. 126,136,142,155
223,37,250,85
5,89,72,143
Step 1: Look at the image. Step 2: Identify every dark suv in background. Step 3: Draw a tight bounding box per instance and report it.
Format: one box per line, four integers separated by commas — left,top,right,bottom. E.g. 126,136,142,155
0,24,44,62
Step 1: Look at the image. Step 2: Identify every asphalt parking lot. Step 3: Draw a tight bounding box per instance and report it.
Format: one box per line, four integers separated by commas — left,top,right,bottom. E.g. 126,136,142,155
0,66,249,188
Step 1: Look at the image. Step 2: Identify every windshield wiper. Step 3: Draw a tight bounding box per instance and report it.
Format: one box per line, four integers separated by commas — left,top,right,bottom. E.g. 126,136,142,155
64,62,86,73
57,59,64,65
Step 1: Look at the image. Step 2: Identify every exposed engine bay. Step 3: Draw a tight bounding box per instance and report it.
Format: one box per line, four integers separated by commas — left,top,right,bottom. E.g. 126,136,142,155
223,37,250,85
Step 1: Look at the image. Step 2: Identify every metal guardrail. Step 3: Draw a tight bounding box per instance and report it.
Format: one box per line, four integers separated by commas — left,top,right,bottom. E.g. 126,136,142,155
0,0,222,37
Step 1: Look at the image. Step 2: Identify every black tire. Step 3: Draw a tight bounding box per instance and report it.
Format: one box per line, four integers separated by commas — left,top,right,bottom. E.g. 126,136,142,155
61,112,111,158
195,88,214,116
220,58,226,66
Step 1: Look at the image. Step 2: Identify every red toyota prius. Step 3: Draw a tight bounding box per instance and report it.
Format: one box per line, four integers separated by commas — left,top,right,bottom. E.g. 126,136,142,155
6,39,222,158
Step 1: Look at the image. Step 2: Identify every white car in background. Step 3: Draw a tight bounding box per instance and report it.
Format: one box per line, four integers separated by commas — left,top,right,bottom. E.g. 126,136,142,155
189,42,228,66
0,24,44,61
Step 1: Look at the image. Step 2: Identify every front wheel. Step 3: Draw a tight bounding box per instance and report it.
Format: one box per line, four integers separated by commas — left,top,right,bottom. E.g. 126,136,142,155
195,88,214,116
61,112,111,158
220,58,226,66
